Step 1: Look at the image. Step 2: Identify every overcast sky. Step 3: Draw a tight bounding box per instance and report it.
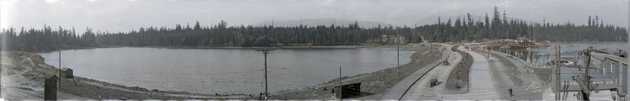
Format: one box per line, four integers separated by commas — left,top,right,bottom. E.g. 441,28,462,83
0,0,628,33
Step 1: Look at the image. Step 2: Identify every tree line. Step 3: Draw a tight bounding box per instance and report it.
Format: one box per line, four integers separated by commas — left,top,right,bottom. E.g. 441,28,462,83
1,7,627,52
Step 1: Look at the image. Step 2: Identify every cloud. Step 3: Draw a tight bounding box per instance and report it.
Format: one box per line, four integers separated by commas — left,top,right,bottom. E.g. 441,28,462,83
0,0,17,30
45,0,60,4
6,0,629,32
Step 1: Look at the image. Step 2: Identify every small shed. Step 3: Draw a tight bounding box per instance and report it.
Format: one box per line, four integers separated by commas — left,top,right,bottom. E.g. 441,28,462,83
62,68,73,78
44,76,58,100
332,83,363,98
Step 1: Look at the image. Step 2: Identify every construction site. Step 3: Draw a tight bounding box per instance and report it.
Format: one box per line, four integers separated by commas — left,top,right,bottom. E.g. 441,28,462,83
1,1,628,100
484,39,628,100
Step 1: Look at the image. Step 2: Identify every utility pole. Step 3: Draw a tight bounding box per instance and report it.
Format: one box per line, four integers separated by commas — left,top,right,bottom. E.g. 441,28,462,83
624,1,630,100
338,64,342,99
554,45,561,101
57,45,62,99
394,31,401,80
615,56,628,101
258,20,276,100
621,61,628,101
260,48,271,100
575,47,593,101
586,48,592,99
583,47,592,101
397,33,400,68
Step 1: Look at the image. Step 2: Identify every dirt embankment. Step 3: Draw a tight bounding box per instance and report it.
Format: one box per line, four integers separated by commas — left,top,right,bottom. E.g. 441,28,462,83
274,44,444,99
2,52,59,100
444,45,473,93
2,44,444,100
57,76,252,100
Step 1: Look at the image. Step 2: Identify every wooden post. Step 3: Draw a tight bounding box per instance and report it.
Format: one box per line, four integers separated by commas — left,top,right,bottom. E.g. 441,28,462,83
554,45,561,100
582,47,592,101
256,47,274,100
338,64,342,99
621,64,628,100
44,76,58,101
263,50,269,100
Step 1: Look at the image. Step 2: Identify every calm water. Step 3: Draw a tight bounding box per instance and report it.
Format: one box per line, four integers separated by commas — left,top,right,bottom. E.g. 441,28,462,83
40,47,413,94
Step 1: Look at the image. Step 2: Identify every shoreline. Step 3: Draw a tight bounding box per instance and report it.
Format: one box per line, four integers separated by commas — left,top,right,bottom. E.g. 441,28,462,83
5,43,435,100
2,51,253,100
14,40,629,53
34,43,428,53
32,44,377,53
57,76,253,100
272,43,444,99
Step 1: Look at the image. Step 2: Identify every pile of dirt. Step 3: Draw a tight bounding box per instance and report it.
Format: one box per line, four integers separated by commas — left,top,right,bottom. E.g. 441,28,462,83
1,51,59,100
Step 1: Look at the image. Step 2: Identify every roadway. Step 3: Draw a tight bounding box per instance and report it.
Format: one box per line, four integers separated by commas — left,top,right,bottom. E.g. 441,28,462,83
436,46,502,100
398,45,462,100
396,44,555,100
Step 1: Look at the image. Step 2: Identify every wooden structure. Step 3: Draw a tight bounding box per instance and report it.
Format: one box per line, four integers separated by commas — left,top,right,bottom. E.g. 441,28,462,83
557,51,628,100
332,83,362,98
62,68,73,78
44,76,58,101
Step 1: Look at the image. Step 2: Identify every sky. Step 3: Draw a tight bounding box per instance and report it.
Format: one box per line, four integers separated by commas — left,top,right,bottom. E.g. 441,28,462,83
0,0,628,33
